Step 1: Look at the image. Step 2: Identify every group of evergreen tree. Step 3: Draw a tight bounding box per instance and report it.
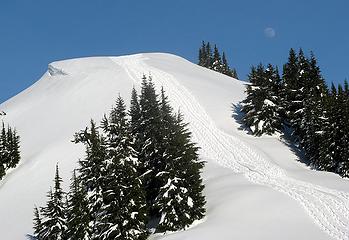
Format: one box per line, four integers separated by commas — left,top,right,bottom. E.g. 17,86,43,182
0,122,21,180
241,48,349,177
31,75,206,239
198,41,238,78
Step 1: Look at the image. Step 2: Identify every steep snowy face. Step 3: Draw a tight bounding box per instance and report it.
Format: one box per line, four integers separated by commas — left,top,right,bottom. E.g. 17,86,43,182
0,53,348,240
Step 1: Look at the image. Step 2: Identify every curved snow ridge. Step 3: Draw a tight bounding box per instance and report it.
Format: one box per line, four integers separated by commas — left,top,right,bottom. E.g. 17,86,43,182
111,55,349,240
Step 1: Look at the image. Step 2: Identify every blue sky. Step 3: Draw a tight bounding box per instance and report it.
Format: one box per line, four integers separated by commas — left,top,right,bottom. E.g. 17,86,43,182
0,0,348,103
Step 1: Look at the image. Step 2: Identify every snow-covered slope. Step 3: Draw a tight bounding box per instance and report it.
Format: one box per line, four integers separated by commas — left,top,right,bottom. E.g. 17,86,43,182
0,53,348,240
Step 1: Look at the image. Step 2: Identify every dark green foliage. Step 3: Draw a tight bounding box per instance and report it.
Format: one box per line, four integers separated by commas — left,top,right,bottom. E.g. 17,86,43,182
129,87,142,151
212,45,223,72
135,82,205,231
240,48,349,177
300,53,328,166
318,84,349,176
65,171,89,240
198,41,206,67
6,127,21,168
33,206,43,238
0,164,4,182
231,68,238,79
242,64,282,136
205,42,213,68
99,96,148,240
74,120,108,239
32,75,206,237
281,48,299,122
36,164,67,240
198,41,238,78
155,111,206,231
0,122,21,180
138,76,163,214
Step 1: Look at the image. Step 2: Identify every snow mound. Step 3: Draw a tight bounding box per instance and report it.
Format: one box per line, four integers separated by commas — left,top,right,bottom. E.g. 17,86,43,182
0,53,348,240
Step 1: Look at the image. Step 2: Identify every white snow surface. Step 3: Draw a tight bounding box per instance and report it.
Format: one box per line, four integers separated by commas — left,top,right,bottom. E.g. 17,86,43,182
0,53,348,240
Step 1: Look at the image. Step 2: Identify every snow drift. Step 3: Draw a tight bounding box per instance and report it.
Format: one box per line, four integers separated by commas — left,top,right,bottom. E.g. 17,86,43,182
0,53,348,240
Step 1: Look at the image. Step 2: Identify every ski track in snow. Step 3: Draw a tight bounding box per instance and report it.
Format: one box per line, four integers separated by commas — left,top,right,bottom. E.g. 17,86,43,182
111,55,349,240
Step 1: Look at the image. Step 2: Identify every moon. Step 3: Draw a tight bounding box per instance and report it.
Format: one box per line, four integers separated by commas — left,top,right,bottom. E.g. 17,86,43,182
264,27,276,38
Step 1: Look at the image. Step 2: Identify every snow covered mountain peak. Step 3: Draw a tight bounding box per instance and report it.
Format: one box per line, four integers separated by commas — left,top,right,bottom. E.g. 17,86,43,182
0,53,348,240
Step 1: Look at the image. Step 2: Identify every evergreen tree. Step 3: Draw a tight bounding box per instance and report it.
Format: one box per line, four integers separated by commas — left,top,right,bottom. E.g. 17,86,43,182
198,41,207,67
138,76,163,215
319,84,349,176
0,123,9,169
300,53,328,166
0,161,4,180
0,123,21,178
318,85,341,172
242,64,282,135
221,52,230,76
38,164,67,240
65,171,89,240
74,120,107,239
241,65,262,129
241,47,349,178
6,127,20,169
222,50,238,78
231,68,238,79
99,95,148,240
155,108,205,231
338,84,349,177
0,123,6,178
212,45,223,72
344,79,349,94
129,87,143,161
281,48,299,122
32,78,207,238
32,206,43,239
205,42,213,68
289,48,310,140
129,88,141,136
138,79,206,231
198,42,238,78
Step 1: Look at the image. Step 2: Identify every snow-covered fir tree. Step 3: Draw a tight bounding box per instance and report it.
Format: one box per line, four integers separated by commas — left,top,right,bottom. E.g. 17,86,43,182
300,53,328,166
337,81,349,177
129,87,142,152
155,94,206,231
198,41,238,78
32,76,206,237
231,68,238,79
137,76,164,216
317,86,339,172
73,120,107,239
6,126,21,168
241,47,349,177
212,45,223,72
198,41,207,67
319,84,349,176
137,78,206,231
65,171,89,240
289,49,309,141
281,48,299,123
221,52,230,76
0,123,9,173
35,164,67,240
242,64,282,136
204,42,213,68
99,95,148,240
0,122,20,179
32,207,43,239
